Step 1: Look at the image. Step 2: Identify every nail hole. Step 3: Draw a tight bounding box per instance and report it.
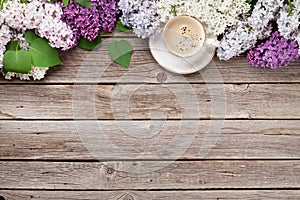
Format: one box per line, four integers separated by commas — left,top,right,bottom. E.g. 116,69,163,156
107,167,114,175
0,196,6,200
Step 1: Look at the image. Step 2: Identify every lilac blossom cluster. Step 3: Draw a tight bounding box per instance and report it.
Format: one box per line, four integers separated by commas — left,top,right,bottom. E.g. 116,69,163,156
217,0,283,60
277,0,300,55
59,0,118,43
1,0,76,50
247,31,299,69
118,0,161,39
0,25,12,69
0,0,76,80
156,0,250,36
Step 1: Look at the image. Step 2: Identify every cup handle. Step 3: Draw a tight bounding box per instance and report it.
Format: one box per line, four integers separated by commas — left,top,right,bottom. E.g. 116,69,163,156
206,38,220,47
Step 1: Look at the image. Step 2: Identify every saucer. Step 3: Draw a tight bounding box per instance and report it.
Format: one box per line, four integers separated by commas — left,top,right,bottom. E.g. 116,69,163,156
149,29,217,74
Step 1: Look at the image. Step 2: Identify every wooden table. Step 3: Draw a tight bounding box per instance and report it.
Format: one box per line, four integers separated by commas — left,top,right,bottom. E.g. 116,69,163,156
0,34,299,199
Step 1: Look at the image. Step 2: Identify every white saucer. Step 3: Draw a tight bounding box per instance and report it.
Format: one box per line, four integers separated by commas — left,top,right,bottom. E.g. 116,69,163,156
149,30,217,74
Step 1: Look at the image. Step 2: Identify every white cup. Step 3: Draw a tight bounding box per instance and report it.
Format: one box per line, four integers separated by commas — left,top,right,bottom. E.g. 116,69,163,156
162,15,218,58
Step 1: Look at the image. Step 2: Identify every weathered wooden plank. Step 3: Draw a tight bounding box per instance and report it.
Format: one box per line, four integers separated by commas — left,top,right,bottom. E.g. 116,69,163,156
0,120,299,160
50,50,300,84
0,38,300,84
52,49,300,84
1,190,300,200
0,161,299,189
0,84,299,119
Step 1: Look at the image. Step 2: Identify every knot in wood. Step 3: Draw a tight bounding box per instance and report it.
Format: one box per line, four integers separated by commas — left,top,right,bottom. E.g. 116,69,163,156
156,72,167,83
107,167,114,175
119,194,134,200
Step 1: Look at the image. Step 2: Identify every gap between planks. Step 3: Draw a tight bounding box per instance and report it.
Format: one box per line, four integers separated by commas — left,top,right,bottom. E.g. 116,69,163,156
1,190,300,200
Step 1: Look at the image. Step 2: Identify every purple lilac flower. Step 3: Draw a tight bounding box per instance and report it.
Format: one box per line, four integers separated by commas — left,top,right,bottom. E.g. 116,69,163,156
96,0,119,32
59,0,118,43
247,31,299,69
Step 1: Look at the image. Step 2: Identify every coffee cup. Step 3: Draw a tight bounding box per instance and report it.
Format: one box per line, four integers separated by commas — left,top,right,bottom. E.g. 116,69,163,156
162,15,218,58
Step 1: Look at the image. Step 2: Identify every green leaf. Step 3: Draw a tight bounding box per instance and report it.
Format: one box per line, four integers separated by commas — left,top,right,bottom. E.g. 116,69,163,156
246,0,258,12
0,0,8,10
24,30,39,44
75,0,92,9
29,38,63,68
116,20,132,32
62,0,69,6
6,41,20,51
108,40,132,68
78,34,102,50
2,67,8,75
3,50,32,73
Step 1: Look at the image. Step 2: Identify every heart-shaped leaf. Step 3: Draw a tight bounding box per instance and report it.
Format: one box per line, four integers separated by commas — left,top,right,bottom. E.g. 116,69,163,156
116,20,132,32
108,40,132,68
62,0,69,6
78,34,102,50
24,29,39,44
6,41,20,51
75,0,92,9
3,50,32,73
29,38,63,67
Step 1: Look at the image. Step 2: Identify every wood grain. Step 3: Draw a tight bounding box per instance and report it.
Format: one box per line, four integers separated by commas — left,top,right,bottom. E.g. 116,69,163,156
1,190,300,200
0,84,299,119
0,120,299,160
0,33,299,196
49,50,300,84
0,161,299,190
0,39,299,84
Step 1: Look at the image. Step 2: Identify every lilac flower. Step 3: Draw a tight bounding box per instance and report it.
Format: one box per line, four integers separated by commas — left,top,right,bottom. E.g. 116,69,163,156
59,0,118,43
119,0,161,39
247,31,299,69
217,0,283,60
1,0,75,51
277,0,300,55
96,0,119,32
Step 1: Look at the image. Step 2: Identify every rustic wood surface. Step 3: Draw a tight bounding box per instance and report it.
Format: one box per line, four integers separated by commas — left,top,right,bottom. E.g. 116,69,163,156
1,190,300,200
0,34,299,199
0,120,299,159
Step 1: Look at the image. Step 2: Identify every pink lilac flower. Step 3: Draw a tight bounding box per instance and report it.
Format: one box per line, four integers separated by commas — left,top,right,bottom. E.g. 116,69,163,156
59,0,118,43
247,31,299,69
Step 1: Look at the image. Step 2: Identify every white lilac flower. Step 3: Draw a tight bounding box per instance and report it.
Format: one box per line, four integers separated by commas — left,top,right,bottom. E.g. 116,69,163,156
156,0,250,36
4,66,47,81
217,0,283,60
30,66,49,80
119,0,161,39
277,0,300,54
1,0,75,50
0,25,12,68
36,3,75,50
5,71,30,80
